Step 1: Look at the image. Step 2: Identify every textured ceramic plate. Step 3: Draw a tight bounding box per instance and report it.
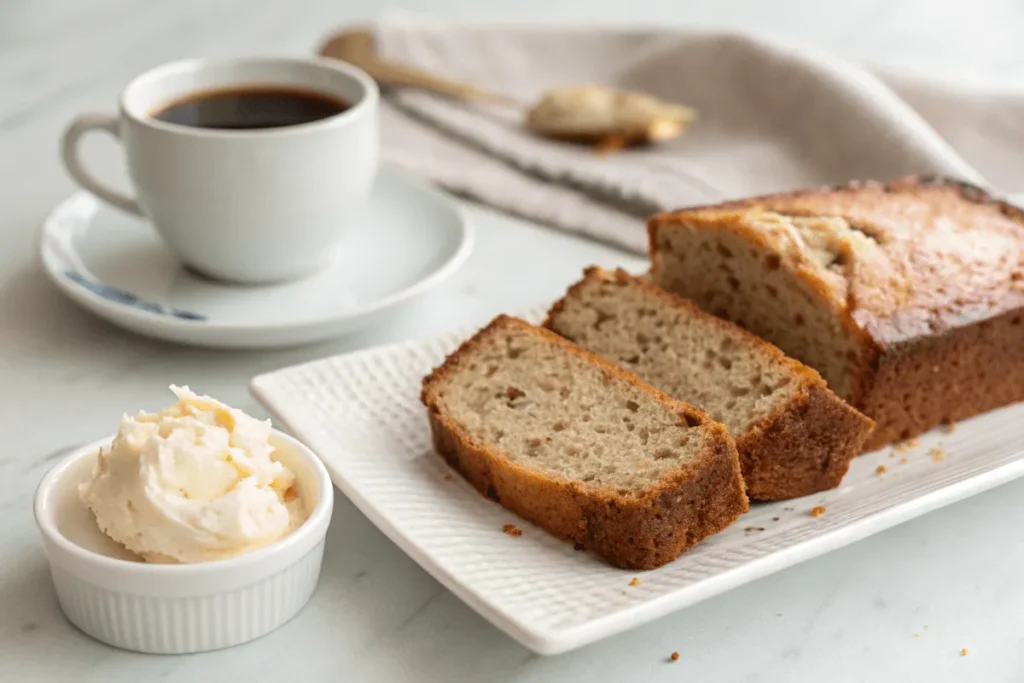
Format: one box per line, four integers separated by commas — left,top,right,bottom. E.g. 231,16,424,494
38,169,472,349
250,310,1024,654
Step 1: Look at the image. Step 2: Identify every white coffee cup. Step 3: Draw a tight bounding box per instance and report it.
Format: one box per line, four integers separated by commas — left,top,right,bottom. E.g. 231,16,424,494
61,57,379,284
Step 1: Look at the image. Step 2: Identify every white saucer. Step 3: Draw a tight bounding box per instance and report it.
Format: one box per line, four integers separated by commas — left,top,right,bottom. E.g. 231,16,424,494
39,170,473,349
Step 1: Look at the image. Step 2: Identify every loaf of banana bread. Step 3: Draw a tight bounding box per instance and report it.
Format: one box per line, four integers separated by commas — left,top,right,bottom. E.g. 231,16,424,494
649,176,1024,448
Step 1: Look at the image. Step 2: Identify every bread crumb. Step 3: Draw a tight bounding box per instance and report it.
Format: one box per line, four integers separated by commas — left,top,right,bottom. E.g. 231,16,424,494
961,648,969,657
876,464,887,475
943,419,957,433
629,577,641,587
443,473,454,482
893,438,920,454
596,136,628,156
744,526,765,533
930,448,945,462
914,633,920,638
502,524,522,537
900,457,908,464
670,651,680,662
772,517,780,522
810,505,826,518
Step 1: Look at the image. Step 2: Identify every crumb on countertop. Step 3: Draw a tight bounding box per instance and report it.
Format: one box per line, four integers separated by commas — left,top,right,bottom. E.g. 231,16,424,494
876,464,887,475
629,577,641,587
810,505,826,518
930,448,945,462
670,651,680,662
744,526,765,533
961,648,969,657
502,524,522,537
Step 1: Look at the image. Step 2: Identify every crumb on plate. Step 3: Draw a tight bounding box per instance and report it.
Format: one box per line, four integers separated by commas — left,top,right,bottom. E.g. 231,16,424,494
810,505,826,518
900,457,908,464
893,438,920,454
502,524,522,537
670,651,680,662
943,419,957,433
876,464,887,475
930,448,945,462
596,136,628,156
744,526,765,533
629,577,641,587
443,473,454,482
961,648,969,657
772,517,780,522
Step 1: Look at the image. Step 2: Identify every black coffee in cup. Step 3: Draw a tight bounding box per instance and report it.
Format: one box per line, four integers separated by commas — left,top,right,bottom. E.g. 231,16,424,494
151,86,350,130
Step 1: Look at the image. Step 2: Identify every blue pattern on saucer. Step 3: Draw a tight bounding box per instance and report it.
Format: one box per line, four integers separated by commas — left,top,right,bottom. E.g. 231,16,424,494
63,271,207,321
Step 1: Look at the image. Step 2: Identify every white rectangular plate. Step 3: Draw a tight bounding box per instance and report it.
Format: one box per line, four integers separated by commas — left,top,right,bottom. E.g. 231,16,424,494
251,311,1024,655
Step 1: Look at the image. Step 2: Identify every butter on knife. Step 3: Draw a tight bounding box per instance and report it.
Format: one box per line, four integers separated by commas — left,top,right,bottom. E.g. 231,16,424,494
524,85,697,149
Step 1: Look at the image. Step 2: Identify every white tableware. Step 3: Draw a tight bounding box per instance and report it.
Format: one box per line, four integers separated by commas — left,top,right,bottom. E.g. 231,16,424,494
38,169,473,349
250,308,1024,655
60,56,379,284
34,430,334,654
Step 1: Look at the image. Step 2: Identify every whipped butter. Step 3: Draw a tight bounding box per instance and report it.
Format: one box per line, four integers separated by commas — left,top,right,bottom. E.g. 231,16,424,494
79,386,305,564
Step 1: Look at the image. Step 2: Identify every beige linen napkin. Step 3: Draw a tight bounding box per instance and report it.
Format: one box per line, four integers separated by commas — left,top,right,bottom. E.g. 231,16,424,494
370,18,1021,253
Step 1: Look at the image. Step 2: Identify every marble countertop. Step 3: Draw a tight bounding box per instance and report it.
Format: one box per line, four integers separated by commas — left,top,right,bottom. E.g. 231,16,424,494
3,0,1023,680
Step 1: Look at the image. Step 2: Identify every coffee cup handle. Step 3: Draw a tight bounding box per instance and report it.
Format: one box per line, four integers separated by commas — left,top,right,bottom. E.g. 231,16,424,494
60,113,143,217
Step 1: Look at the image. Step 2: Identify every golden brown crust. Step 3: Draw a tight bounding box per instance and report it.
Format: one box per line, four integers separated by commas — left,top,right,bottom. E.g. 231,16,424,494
421,315,749,570
546,268,875,500
859,306,1024,448
738,383,871,499
648,175,1024,450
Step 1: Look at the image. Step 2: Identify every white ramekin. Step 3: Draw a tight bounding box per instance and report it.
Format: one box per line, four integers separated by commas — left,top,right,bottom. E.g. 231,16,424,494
34,430,334,654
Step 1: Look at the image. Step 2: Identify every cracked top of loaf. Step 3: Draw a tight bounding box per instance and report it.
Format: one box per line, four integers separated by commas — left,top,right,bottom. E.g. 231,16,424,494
650,176,1024,348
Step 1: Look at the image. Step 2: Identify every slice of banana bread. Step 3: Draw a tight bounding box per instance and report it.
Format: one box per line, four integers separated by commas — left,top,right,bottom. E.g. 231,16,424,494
545,268,875,500
648,176,1024,448
421,315,748,570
